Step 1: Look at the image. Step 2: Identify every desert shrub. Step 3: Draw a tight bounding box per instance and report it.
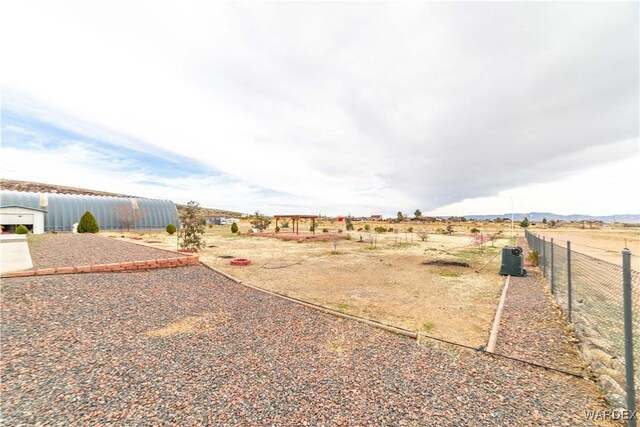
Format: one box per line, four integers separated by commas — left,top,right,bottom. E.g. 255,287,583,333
529,250,539,266
374,226,387,233
344,234,351,240
275,225,280,233
357,227,363,231
407,227,413,233
345,217,354,231
231,222,239,233
470,227,480,234
166,224,177,235
16,224,29,234
322,228,329,233
417,229,429,241
337,229,343,233
364,224,371,232
250,211,271,232
445,225,454,235
519,218,530,228
309,225,315,232
387,227,394,232
78,211,99,233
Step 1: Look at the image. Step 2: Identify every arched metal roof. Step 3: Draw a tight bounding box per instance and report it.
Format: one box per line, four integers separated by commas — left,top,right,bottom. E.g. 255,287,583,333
0,190,179,232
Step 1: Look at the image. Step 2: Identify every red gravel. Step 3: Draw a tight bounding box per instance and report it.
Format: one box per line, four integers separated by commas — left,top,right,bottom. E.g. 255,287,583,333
2,264,612,425
27,234,182,269
495,238,586,374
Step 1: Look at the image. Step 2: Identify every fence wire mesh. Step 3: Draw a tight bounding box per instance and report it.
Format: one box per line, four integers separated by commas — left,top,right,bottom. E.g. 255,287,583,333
525,230,640,398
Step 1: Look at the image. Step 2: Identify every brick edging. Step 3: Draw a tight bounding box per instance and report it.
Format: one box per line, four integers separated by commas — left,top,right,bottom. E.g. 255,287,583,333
2,256,199,278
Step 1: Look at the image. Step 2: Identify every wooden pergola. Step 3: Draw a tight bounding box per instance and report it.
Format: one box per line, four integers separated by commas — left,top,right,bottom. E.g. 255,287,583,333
274,215,319,235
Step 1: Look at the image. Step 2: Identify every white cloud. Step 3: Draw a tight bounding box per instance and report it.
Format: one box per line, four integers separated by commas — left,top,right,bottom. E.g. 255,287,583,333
1,1,638,216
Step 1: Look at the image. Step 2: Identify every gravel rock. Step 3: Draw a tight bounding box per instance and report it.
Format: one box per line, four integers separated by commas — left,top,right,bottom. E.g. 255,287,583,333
2,235,615,425
28,234,180,269
2,264,613,425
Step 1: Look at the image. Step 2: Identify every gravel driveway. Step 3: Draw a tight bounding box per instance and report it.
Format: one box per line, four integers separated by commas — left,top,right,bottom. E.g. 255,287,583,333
2,264,612,426
27,234,181,269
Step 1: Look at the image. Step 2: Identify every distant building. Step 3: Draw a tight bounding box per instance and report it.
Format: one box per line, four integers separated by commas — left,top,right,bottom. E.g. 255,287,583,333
370,215,383,221
0,190,179,234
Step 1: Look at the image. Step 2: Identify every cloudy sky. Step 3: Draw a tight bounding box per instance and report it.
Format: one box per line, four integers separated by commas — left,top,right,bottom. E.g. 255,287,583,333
1,1,638,217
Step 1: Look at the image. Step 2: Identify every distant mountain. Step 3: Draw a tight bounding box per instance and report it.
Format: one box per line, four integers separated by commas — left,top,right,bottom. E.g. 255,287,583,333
463,212,640,224
0,178,246,218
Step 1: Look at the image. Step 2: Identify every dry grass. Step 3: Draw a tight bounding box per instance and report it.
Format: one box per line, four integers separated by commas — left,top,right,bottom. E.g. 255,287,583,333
108,220,517,347
145,312,230,337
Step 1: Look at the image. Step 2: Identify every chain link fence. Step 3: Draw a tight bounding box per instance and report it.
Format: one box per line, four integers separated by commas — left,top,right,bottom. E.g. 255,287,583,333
525,230,639,411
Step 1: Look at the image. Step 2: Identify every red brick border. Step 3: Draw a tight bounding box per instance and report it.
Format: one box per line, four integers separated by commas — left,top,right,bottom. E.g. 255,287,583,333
1,256,199,278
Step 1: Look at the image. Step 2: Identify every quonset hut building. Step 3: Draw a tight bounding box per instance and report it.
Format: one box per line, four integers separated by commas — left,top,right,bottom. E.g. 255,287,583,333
0,190,179,234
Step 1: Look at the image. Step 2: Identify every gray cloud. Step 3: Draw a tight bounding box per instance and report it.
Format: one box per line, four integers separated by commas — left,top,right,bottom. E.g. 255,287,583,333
1,1,637,214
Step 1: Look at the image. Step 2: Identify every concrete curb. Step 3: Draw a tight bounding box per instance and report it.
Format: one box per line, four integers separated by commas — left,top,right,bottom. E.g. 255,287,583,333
2,255,199,278
199,260,418,340
487,275,511,353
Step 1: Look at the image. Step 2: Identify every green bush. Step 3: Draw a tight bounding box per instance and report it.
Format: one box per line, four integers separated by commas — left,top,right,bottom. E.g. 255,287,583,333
470,227,480,233
231,222,239,233
166,224,177,235
16,224,29,234
78,211,99,233
274,225,280,233
322,228,329,233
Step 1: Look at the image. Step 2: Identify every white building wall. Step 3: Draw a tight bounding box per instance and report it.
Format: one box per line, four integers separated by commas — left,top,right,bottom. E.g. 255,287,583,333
0,207,46,234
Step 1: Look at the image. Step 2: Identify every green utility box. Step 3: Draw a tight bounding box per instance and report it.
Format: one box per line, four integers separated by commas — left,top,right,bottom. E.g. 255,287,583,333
499,246,527,276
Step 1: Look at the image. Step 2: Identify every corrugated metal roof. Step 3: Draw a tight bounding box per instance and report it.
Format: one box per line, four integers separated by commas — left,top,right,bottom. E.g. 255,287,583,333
0,190,179,232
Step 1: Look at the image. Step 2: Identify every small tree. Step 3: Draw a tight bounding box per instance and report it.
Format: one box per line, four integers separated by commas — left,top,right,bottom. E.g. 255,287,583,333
414,209,422,220
250,211,272,232
472,232,488,247
166,224,177,235
542,218,547,225
115,204,145,232
519,217,530,228
231,222,239,233
487,231,502,247
178,201,206,250
78,211,99,233
16,224,29,234
397,211,405,222
548,219,563,229
445,224,454,235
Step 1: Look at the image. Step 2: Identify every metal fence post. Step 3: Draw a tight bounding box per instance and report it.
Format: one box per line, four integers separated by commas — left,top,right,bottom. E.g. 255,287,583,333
550,238,555,294
542,236,546,278
567,241,572,323
623,249,637,424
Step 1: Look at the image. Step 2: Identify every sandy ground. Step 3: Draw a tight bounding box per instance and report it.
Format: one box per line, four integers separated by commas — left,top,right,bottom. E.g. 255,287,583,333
532,226,640,270
106,221,515,347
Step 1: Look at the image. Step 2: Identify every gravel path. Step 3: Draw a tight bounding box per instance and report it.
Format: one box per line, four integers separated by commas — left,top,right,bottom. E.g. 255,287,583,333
2,264,612,425
27,234,181,269
495,238,586,375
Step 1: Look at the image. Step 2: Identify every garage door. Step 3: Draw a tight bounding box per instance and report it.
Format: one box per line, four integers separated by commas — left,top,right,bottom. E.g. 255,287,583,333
0,213,34,225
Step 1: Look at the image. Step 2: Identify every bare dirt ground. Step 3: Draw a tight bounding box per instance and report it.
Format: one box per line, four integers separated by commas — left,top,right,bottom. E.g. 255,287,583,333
107,221,515,347
531,225,640,270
